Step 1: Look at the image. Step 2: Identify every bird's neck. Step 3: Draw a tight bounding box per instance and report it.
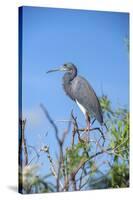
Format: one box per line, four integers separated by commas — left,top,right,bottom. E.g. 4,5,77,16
63,67,77,82
62,70,77,100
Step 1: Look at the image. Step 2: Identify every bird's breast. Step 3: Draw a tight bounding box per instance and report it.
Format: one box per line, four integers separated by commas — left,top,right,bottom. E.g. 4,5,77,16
62,80,75,101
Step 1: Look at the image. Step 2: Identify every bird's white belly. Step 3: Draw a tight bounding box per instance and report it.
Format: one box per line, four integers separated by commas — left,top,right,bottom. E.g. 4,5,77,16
76,100,87,116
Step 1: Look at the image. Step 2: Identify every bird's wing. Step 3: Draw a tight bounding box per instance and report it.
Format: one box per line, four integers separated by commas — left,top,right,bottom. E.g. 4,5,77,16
71,76,103,124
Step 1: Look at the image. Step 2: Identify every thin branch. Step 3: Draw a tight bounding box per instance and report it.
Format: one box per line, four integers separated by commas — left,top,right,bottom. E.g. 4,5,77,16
78,165,85,190
71,111,84,144
70,147,112,179
40,103,66,192
89,127,105,142
27,145,40,165
40,104,60,144
40,145,64,189
71,174,77,191
113,137,129,151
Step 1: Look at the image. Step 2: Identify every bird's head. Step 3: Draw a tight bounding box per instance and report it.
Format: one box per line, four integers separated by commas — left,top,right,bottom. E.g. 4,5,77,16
46,63,77,74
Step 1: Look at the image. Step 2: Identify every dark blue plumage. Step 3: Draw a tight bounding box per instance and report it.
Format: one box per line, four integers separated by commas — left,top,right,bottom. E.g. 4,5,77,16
47,63,103,128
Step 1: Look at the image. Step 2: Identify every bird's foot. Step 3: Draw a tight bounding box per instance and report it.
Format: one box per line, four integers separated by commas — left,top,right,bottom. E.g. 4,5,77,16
81,128,90,143
84,127,90,132
81,125,90,142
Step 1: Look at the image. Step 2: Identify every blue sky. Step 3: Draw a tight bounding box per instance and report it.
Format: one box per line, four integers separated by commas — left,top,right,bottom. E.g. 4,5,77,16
20,6,129,180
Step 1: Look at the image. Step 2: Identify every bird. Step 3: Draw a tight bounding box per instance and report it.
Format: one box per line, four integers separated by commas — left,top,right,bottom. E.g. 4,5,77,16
47,63,103,131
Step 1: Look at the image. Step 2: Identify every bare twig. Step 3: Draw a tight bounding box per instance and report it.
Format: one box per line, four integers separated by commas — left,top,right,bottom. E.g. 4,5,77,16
27,145,40,165
71,111,84,145
89,127,105,143
41,145,64,189
71,173,77,191
78,165,85,190
40,104,60,143
40,103,66,192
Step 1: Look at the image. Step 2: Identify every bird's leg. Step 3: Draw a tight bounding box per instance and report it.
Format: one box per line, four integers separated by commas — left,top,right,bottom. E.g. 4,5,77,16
80,112,90,142
85,112,90,132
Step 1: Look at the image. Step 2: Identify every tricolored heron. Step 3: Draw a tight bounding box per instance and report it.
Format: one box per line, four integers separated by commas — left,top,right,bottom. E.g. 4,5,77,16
47,63,103,131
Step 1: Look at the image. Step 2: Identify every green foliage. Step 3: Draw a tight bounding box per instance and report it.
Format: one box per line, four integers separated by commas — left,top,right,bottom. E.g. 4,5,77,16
65,142,89,174
108,162,129,188
88,95,129,189
20,95,129,192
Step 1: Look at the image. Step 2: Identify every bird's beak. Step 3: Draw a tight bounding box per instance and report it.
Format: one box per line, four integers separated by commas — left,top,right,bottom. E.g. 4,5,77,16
46,66,66,74
46,68,60,73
